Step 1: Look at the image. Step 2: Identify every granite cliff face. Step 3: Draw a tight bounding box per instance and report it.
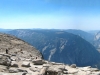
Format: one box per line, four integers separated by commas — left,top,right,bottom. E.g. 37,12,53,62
66,29,94,44
66,30,100,52
94,31,100,52
6,29,100,67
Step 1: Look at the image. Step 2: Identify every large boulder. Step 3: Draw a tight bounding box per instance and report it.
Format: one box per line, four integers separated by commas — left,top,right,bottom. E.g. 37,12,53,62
11,61,18,67
29,67,41,72
0,54,11,66
70,64,76,68
9,68,18,73
22,61,30,67
32,59,45,65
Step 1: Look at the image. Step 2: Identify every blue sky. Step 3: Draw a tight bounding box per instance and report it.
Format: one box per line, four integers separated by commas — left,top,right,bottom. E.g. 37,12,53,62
0,0,100,30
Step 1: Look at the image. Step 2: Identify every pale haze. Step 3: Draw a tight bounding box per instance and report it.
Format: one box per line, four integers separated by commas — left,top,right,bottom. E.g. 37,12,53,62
0,0,100,30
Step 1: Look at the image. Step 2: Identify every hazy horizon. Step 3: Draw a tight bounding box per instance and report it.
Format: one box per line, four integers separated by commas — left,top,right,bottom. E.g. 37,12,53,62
0,0,100,30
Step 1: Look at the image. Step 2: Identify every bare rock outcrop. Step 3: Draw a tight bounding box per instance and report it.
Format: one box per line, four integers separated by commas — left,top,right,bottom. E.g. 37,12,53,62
0,52,100,75
0,33,42,59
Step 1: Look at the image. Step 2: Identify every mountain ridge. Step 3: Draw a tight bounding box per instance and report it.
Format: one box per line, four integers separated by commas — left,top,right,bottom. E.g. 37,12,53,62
6,29,100,67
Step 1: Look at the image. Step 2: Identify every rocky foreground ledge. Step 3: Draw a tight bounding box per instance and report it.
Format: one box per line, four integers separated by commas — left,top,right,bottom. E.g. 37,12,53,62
0,53,100,75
